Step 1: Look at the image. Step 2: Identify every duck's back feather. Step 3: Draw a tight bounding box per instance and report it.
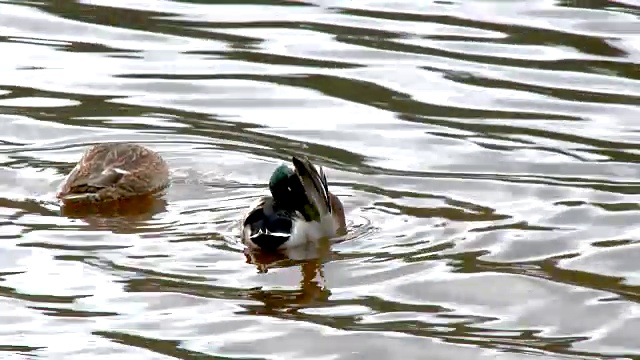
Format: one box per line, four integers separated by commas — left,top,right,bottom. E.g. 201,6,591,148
58,143,170,203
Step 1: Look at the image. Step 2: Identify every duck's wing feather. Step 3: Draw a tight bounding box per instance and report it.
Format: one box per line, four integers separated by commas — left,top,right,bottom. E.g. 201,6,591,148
291,156,331,220
68,168,126,193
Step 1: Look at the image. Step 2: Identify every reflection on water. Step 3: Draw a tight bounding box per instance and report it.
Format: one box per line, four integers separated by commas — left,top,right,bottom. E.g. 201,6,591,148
1,0,640,358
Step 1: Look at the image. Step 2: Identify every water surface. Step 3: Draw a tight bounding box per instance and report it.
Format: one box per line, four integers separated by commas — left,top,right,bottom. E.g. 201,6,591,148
1,0,640,359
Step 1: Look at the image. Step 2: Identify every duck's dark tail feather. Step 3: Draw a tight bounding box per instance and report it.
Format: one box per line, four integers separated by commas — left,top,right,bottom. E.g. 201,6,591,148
242,197,294,251
291,156,331,222
249,229,290,251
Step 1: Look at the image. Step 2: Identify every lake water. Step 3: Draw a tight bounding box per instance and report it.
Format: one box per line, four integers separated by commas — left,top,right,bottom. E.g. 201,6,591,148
1,0,640,359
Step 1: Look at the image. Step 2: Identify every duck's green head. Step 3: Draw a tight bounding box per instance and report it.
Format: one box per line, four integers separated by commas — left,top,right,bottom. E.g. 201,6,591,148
268,163,319,219
268,164,294,195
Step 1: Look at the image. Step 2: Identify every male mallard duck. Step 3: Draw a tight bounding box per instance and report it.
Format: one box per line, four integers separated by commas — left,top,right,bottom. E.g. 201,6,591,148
242,156,346,252
57,143,170,204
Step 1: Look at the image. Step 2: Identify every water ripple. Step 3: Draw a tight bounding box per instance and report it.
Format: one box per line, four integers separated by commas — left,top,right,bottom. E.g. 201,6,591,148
1,0,640,359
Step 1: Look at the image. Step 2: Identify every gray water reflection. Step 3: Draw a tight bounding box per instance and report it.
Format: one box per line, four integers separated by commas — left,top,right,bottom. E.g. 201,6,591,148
0,0,640,359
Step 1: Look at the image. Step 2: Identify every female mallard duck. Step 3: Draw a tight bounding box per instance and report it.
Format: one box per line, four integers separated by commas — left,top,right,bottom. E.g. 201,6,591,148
57,143,170,204
242,155,346,252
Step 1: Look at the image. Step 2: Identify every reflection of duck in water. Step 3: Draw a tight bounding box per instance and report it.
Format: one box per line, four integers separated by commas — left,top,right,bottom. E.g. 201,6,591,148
244,259,330,312
241,155,346,253
57,143,170,206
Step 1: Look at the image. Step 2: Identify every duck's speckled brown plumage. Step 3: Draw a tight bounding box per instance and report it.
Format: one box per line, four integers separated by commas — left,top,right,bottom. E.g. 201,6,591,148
57,143,170,203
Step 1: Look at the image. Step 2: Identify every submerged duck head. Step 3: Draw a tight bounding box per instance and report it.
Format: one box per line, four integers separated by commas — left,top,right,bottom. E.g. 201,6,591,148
242,156,346,252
